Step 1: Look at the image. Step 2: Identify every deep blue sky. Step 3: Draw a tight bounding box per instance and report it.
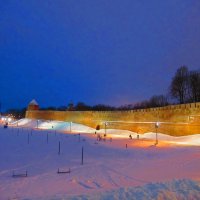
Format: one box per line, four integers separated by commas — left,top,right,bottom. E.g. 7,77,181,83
0,0,200,110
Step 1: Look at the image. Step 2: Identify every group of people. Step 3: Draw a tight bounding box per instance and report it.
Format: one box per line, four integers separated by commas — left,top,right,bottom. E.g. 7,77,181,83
129,134,140,140
4,122,8,128
95,131,139,142
95,132,112,142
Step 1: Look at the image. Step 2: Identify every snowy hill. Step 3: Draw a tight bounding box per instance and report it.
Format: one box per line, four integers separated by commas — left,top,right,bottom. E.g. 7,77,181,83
0,119,200,199
10,118,200,146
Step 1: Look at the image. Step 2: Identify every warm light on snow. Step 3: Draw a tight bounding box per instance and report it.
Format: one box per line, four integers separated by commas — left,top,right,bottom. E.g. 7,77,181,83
0,118,200,199
9,118,200,146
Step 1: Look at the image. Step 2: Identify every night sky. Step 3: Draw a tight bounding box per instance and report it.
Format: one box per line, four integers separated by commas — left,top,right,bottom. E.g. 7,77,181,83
1,0,200,110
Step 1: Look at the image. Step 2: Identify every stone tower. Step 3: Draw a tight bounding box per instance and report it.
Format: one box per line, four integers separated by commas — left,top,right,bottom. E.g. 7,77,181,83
27,99,39,110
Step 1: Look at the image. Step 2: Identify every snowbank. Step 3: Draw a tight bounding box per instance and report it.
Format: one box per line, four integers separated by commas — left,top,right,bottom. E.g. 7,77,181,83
10,118,200,146
62,179,200,200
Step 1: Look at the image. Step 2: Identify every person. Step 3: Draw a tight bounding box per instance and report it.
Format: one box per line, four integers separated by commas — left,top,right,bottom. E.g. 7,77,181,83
97,134,101,141
137,134,139,140
129,134,132,139
4,122,8,128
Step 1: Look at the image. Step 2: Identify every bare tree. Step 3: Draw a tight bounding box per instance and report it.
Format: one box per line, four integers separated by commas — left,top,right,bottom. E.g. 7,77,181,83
75,102,92,111
170,66,189,104
132,95,168,109
188,70,200,103
148,95,169,107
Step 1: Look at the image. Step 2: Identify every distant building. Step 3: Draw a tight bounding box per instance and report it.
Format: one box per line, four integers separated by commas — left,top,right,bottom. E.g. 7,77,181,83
28,99,39,110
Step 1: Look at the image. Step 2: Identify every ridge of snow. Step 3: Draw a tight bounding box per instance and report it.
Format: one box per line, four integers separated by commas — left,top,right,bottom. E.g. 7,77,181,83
10,118,200,146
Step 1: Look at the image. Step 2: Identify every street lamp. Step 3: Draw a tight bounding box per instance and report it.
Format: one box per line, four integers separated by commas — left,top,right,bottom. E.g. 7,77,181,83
104,122,107,136
37,120,39,129
70,122,72,133
155,122,160,145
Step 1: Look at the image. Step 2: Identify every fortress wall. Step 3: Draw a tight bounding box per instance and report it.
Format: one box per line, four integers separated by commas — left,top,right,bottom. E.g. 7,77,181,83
26,102,200,136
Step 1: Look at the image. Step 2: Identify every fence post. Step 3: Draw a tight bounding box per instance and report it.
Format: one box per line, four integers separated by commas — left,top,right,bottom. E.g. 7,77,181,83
81,146,84,165
58,141,61,155
47,133,48,144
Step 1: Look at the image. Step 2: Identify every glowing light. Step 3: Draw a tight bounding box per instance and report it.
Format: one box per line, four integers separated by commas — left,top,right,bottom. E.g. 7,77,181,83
155,122,160,128
8,118,12,122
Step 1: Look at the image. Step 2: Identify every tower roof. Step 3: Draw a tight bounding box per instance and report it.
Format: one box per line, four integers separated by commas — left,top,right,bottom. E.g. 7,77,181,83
29,99,39,106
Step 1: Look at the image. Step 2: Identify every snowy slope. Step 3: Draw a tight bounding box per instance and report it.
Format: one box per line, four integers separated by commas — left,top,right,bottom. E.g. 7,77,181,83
10,118,95,133
10,118,200,146
0,119,200,199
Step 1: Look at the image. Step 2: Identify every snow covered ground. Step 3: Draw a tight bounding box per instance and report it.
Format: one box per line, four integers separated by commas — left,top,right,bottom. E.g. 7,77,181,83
0,118,200,199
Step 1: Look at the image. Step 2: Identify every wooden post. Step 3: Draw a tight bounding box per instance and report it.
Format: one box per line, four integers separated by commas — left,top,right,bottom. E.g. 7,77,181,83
81,146,84,165
28,133,29,144
105,122,107,136
58,141,61,155
70,122,72,133
155,122,159,145
47,133,49,144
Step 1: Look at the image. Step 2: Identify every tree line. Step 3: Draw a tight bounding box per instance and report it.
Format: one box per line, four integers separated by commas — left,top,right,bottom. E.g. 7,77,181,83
170,66,200,104
3,66,200,116
38,66,199,111
122,66,200,109
69,66,199,110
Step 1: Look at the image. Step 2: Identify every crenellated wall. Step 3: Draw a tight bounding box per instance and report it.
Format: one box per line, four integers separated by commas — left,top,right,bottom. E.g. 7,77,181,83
26,102,200,136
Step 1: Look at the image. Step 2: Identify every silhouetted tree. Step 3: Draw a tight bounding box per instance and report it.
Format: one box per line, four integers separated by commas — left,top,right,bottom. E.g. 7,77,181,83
118,104,134,110
188,70,200,103
57,106,68,111
133,95,168,109
40,106,57,111
133,100,149,109
92,104,116,111
5,108,26,119
148,95,169,107
67,101,75,111
170,66,189,104
75,102,92,111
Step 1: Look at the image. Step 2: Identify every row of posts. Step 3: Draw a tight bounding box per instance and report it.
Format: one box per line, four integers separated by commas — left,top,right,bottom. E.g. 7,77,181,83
9,126,84,165
16,120,159,145
104,121,160,145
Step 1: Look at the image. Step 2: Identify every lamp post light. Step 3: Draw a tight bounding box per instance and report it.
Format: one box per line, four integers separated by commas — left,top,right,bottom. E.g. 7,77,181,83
37,120,39,129
70,122,72,133
104,122,108,136
155,122,160,145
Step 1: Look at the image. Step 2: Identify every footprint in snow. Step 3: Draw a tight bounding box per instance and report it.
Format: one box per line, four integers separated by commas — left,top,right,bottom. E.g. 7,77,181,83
78,181,93,189
92,181,102,188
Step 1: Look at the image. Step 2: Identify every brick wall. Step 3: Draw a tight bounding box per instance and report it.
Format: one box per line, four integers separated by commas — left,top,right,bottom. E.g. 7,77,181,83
26,102,200,136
